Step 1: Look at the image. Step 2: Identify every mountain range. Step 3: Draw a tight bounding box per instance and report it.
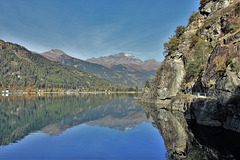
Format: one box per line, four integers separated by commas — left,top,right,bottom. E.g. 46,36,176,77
86,52,160,71
41,50,161,88
0,39,161,89
0,40,112,90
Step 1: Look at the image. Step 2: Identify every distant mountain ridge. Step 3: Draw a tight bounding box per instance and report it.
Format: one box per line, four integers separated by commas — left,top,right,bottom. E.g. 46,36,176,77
41,50,161,88
86,52,161,71
42,49,68,61
0,40,112,90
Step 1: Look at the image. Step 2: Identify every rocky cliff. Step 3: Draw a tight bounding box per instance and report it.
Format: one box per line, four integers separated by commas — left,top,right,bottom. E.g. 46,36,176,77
139,0,240,133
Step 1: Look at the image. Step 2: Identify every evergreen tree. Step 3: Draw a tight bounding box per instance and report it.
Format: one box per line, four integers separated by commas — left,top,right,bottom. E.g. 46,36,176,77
145,80,151,88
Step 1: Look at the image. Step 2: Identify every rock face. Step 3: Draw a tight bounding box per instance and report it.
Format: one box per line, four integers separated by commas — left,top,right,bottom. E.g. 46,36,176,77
152,53,185,100
190,95,240,133
141,0,240,134
200,0,234,16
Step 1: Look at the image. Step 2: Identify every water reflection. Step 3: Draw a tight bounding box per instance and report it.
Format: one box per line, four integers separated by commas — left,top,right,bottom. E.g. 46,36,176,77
0,94,111,145
140,102,240,160
0,94,167,160
0,94,152,145
2,94,239,159
40,94,153,135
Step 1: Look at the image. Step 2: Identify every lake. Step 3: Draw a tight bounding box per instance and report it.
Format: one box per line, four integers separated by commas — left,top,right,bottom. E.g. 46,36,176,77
0,94,167,160
0,94,240,160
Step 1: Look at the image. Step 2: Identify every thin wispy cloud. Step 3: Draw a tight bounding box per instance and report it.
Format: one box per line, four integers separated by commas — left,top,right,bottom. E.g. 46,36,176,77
0,0,199,61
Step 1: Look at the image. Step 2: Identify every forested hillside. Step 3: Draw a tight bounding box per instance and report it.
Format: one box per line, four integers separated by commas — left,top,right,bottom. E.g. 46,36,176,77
0,40,112,91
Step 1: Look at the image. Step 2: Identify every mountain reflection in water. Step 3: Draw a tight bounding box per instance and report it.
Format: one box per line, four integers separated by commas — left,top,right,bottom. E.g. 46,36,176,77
0,94,152,145
40,94,154,135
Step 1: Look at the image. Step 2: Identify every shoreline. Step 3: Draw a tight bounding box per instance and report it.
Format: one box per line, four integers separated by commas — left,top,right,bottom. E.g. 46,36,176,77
1,91,142,95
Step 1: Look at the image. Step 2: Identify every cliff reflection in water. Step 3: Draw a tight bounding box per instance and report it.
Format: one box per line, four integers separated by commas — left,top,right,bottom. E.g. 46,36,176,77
0,94,151,146
140,102,240,160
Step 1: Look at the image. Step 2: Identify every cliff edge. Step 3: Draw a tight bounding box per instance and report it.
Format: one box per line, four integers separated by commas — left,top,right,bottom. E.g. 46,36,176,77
139,0,240,133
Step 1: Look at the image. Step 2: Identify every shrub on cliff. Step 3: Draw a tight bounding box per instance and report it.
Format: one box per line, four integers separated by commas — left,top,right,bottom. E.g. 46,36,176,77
214,55,227,72
175,26,186,38
145,80,151,88
189,11,199,24
163,36,180,56
231,59,240,72
199,0,211,9
163,26,185,57
151,67,162,86
186,39,213,82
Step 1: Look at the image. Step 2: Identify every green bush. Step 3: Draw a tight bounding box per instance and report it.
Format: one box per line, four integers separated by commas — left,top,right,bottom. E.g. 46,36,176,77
186,62,203,81
175,26,185,38
231,60,240,72
145,80,151,88
186,39,213,82
163,36,180,56
214,55,227,72
163,26,185,57
189,11,199,24
190,35,200,48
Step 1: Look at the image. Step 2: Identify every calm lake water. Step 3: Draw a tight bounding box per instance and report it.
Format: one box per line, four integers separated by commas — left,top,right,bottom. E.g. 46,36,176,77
0,94,167,160
1,94,240,160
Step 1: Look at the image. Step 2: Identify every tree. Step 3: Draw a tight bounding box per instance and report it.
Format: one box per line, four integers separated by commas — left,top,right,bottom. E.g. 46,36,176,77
145,80,151,88
163,26,185,57
189,11,199,24
128,87,135,92
175,26,185,38
186,39,213,81
163,36,180,56
135,86,138,92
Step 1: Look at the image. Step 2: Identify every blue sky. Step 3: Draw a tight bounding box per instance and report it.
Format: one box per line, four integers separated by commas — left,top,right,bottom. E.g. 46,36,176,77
0,0,199,61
